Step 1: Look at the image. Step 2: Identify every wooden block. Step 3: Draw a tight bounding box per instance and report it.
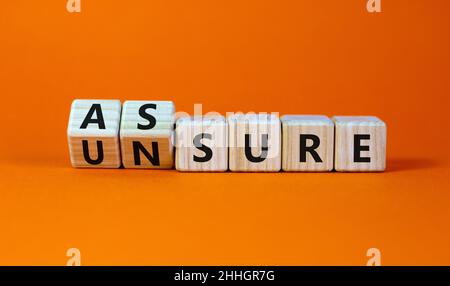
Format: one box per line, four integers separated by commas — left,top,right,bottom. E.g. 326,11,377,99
228,114,281,172
175,115,228,172
120,101,175,169
281,115,334,172
67,99,121,168
333,116,386,172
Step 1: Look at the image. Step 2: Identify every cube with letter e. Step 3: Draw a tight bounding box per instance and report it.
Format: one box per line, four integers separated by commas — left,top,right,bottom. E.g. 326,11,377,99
333,116,386,172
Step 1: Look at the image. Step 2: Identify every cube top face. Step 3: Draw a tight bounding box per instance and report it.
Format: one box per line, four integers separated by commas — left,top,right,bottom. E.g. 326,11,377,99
176,115,228,148
67,99,122,168
120,101,175,138
281,115,334,172
177,115,226,125
333,116,386,172
120,100,175,169
227,113,279,124
175,115,228,172
228,114,280,148
333,116,385,127
281,115,334,127
67,99,121,138
228,114,281,172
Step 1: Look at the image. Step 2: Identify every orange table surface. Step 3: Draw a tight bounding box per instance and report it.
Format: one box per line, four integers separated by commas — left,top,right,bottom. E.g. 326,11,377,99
1,1,450,265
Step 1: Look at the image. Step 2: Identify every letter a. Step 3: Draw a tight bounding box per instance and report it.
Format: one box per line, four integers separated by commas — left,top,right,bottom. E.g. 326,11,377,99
67,0,81,13
367,0,381,13
66,248,81,266
366,248,381,266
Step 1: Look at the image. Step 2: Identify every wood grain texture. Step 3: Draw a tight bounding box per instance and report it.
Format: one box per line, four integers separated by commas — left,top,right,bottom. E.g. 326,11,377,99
67,99,121,168
228,114,281,172
333,116,386,172
281,115,334,172
120,101,175,169
175,115,228,172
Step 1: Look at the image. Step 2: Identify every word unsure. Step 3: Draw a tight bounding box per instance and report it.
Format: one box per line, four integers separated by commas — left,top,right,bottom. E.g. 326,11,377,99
67,100,387,172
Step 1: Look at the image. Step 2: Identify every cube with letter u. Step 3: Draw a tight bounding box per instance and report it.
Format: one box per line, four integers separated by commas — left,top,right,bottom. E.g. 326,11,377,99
228,114,281,172
67,99,122,168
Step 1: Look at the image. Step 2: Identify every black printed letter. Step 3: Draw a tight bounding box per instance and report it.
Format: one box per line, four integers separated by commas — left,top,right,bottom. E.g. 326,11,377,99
133,141,160,166
80,104,105,129
82,140,104,165
137,104,157,130
300,134,322,163
245,134,268,163
354,134,371,163
193,133,213,163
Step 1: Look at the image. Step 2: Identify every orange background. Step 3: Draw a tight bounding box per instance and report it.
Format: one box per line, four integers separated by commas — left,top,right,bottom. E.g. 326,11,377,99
1,0,450,265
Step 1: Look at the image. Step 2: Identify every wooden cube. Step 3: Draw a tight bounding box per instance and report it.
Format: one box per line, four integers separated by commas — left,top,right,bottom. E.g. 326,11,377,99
281,115,334,172
333,116,386,172
175,115,228,172
120,101,175,169
67,99,121,168
228,114,281,172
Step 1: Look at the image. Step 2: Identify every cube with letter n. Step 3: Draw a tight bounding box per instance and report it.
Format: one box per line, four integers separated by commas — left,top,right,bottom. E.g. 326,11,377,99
120,100,175,169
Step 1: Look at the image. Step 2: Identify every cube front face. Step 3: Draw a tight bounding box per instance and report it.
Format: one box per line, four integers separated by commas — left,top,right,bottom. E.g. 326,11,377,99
228,114,281,172
67,99,122,168
333,116,386,172
120,101,175,169
175,116,228,172
281,115,334,172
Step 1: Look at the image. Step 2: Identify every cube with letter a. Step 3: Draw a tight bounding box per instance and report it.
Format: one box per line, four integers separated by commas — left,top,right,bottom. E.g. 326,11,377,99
67,99,122,168
120,100,175,169
333,116,386,172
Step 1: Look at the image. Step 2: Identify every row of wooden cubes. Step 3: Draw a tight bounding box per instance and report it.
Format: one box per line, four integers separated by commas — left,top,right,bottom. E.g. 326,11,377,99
68,100,386,172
